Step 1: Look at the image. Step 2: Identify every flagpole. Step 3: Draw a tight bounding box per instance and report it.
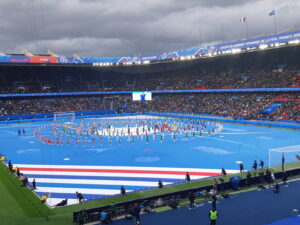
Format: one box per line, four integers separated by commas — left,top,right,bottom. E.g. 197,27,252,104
220,23,224,43
245,20,249,39
274,13,277,34
199,25,202,45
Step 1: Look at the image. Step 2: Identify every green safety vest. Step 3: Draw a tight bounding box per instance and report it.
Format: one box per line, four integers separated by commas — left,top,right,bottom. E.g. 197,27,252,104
210,210,218,220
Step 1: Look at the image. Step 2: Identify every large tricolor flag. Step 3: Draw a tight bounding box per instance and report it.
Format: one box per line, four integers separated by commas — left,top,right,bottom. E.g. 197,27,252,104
240,17,246,23
16,164,239,207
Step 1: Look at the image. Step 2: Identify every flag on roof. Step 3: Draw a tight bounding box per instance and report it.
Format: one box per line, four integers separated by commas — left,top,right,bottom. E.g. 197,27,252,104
269,10,275,16
240,17,246,23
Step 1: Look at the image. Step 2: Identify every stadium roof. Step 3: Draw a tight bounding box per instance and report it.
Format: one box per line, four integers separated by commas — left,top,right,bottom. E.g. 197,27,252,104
253,33,272,38
278,26,299,34
1,50,59,57
0,28,299,66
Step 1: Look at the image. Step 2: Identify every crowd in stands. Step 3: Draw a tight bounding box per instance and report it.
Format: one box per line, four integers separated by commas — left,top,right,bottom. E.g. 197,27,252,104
129,93,300,121
0,46,299,121
0,68,299,94
268,94,300,121
0,97,107,115
1,44,300,94
0,93,299,121
132,69,300,91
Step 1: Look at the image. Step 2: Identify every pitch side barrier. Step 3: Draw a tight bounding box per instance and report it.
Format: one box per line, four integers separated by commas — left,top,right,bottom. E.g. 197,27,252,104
143,112,300,130
0,87,299,98
72,168,300,223
0,111,140,124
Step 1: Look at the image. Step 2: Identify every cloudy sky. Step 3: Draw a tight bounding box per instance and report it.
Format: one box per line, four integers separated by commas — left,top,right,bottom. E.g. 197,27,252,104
0,0,299,57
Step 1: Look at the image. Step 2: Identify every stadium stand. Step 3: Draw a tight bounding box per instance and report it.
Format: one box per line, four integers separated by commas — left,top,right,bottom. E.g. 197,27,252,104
0,45,299,122
0,66,299,93
0,93,299,121
0,45,300,94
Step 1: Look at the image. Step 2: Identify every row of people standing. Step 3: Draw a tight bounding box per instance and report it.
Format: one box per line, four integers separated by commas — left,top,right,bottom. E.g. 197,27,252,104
3,158,46,205
239,160,265,173
7,159,37,189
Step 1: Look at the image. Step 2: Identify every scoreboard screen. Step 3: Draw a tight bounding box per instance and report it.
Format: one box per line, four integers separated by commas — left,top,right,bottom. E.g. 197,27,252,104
132,91,152,101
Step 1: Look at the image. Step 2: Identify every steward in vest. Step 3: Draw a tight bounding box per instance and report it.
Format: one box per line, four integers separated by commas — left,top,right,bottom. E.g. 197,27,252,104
209,208,218,225
40,194,47,203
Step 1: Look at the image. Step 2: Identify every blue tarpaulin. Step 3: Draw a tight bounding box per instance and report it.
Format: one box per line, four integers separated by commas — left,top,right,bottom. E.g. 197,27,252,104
260,103,282,114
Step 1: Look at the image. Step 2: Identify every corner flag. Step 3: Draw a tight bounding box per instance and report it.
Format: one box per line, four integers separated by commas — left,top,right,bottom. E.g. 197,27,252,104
269,10,275,16
281,152,285,171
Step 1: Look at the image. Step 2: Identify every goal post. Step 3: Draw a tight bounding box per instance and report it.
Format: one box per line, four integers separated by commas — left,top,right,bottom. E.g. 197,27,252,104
53,112,75,121
269,145,300,171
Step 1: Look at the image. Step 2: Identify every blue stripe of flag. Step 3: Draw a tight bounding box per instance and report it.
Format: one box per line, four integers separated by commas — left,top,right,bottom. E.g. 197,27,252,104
36,182,150,190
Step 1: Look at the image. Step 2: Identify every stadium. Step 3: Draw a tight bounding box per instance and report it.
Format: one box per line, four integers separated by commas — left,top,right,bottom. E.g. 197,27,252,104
1,1,300,225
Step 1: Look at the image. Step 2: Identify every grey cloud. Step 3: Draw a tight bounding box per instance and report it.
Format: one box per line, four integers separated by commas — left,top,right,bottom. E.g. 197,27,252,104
0,0,299,57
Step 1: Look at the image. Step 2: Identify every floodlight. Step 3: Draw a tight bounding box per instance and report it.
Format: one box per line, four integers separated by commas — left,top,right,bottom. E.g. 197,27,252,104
288,40,300,45
232,48,241,54
259,44,268,50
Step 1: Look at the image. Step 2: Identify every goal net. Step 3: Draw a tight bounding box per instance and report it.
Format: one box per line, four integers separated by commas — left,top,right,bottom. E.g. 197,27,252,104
53,112,75,121
269,145,300,171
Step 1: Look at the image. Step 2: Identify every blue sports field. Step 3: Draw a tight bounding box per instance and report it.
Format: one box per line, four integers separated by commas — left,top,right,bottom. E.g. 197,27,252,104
0,115,299,206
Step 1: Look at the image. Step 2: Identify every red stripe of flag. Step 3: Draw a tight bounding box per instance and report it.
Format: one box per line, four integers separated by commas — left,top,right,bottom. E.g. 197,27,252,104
19,167,223,176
